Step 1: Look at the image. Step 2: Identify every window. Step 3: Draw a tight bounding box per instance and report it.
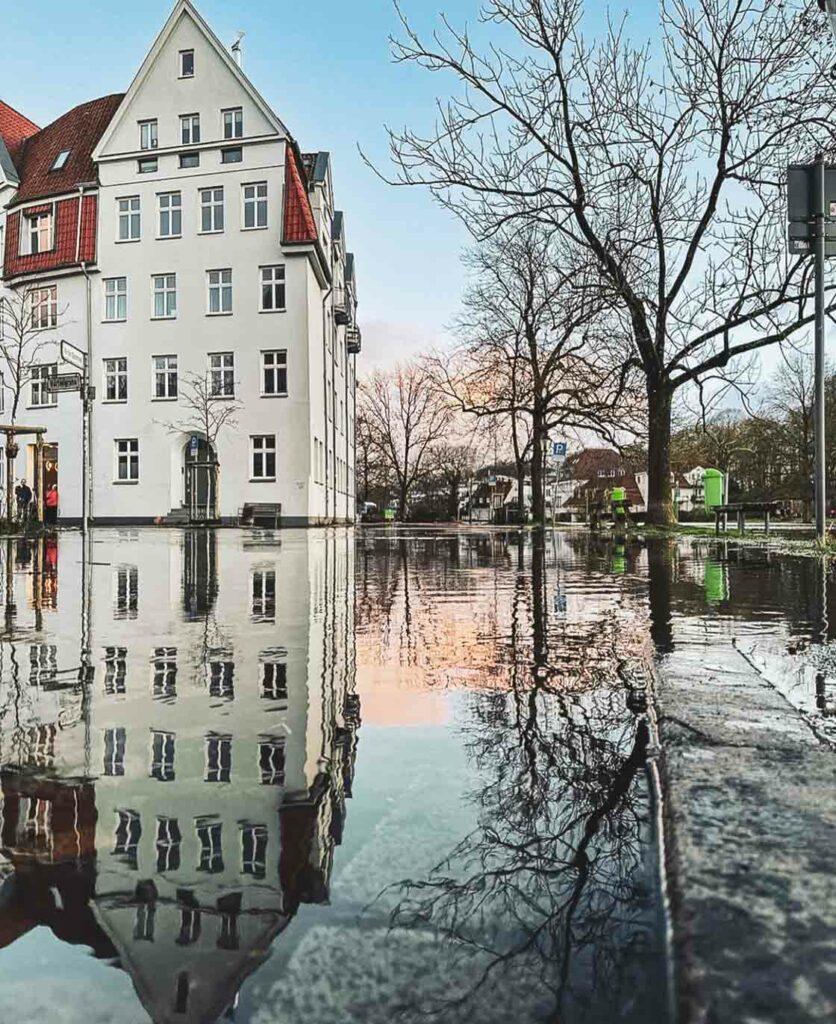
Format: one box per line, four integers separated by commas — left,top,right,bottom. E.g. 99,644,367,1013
28,286,57,328
260,265,285,311
179,151,200,169
205,734,232,783
196,819,224,873
103,727,126,777
117,196,141,241
179,49,194,77
222,107,243,139
208,351,235,396
153,355,178,398
261,350,287,396
50,150,70,171
156,817,181,873
138,157,157,174
113,810,141,869
207,659,234,700
30,364,57,407
22,211,53,255
251,569,275,621
199,187,224,232
104,358,127,402
258,738,285,785
241,824,267,878
151,648,177,700
180,113,200,145
158,192,182,237
221,146,242,164
251,436,276,481
207,270,232,315
177,907,201,946
104,277,127,321
29,644,57,687
150,730,175,781
115,438,139,482
242,182,267,228
259,654,287,701
103,646,127,694
114,565,138,619
152,274,177,318
139,120,158,150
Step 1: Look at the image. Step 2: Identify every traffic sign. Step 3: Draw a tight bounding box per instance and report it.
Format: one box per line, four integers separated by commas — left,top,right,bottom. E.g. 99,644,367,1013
551,441,567,459
44,372,82,393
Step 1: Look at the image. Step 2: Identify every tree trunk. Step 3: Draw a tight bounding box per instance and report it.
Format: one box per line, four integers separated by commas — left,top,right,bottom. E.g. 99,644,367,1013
511,411,526,524
447,471,460,521
398,477,409,522
531,415,546,525
646,386,675,527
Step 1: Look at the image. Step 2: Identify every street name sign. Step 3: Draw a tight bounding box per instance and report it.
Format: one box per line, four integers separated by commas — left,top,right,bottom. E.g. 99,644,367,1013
44,372,82,393
786,163,836,255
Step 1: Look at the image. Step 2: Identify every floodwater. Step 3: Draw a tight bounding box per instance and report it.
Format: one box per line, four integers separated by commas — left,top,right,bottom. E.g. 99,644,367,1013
0,525,828,1024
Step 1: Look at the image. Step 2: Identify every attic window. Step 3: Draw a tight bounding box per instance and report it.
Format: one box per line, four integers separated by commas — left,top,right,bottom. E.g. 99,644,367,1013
179,50,194,78
50,151,70,172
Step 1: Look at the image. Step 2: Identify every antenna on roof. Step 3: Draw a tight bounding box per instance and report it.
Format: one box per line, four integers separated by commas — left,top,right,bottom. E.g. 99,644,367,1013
231,31,245,69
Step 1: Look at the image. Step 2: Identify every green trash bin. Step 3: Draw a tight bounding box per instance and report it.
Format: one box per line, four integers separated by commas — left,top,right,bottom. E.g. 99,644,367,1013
611,486,627,503
703,468,724,511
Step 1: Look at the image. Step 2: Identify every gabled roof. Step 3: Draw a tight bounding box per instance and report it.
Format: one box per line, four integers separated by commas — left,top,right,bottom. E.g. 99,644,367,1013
0,100,39,160
283,146,318,245
10,94,123,205
93,0,287,159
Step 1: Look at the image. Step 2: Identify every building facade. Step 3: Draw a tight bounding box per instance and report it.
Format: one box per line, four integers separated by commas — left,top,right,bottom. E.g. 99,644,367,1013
0,0,359,525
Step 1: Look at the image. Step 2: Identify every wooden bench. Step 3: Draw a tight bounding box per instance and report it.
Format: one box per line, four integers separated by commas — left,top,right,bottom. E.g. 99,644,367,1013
713,501,779,536
239,503,282,528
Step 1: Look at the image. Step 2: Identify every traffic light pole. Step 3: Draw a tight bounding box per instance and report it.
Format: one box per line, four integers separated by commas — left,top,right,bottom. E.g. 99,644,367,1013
814,153,827,544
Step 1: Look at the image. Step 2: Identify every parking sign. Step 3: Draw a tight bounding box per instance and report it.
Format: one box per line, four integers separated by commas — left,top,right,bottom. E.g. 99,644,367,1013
551,441,567,459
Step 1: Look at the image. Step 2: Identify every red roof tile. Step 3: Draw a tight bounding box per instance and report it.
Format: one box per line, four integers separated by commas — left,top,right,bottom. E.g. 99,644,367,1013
11,94,123,205
283,145,318,245
0,100,39,160
4,194,98,279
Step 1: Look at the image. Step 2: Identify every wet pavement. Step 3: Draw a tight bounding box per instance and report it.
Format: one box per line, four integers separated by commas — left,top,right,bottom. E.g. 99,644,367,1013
0,526,831,1022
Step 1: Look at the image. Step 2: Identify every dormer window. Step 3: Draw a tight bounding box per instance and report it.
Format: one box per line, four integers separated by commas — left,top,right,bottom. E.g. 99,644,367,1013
179,50,194,78
139,120,158,151
20,210,53,256
50,150,70,172
222,107,243,139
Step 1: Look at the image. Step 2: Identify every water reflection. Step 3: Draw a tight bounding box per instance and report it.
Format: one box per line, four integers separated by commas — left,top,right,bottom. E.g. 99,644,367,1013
0,528,358,1023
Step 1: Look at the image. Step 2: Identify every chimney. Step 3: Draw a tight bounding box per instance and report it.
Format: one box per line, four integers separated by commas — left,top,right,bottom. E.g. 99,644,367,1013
231,32,245,69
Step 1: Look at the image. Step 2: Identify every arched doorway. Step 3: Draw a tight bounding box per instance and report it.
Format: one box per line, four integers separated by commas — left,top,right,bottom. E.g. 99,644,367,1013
183,437,217,521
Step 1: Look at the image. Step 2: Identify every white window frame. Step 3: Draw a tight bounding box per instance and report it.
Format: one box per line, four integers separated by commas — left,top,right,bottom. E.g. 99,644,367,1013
117,196,141,242
259,265,285,312
242,182,267,230
251,435,276,481
209,351,235,396
199,187,224,233
30,364,57,408
139,119,158,150
114,438,139,483
179,49,194,78
222,107,243,140
180,113,200,145
261,350,287,397
153,355,178,400
157,192,182,239
221,147,243,164
206,270,232,316
28,286,57,329
104,357,128,403
103,277,127,322
50,150,70,172
21,210,53,256
151,274,177,319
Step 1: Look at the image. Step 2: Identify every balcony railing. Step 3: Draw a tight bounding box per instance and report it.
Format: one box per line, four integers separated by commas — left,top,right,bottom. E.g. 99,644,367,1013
346,325,362,354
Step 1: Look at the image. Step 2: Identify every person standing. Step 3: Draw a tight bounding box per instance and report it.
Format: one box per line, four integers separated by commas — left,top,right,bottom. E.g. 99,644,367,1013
18,480,32,522
44,484,59,525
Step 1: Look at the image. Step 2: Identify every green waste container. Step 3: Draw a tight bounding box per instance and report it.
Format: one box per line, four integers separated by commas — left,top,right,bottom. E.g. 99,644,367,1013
704,559,728,603
611,486,627,503
703,468,724,511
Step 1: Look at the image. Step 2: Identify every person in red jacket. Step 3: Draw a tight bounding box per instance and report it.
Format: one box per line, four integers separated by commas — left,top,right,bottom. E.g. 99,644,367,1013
44,484,59,525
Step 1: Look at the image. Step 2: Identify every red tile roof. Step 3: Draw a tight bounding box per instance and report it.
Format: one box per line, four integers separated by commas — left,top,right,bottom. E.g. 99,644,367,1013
283,145,318,245
10,94,123,205
4,194,98,279
0,100,39,160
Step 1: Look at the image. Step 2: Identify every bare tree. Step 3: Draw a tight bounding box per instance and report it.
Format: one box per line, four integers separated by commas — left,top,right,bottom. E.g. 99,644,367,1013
436,225,641,521
0,285,68,424
382,0,836,524
359,361,452,520
163,373,240,520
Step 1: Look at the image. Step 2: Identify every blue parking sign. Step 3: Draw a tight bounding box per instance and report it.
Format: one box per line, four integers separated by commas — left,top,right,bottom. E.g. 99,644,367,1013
551,441,567,458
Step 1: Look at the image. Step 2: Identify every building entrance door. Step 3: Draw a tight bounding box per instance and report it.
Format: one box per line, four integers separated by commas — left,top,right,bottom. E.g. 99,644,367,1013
183,438,216,521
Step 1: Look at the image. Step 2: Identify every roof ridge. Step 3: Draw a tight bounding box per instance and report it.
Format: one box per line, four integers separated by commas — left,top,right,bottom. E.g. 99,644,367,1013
0,99,39,133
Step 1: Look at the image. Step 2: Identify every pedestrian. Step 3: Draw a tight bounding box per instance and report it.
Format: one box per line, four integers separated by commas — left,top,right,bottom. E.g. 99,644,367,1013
17,479,32,521
45,484,59,525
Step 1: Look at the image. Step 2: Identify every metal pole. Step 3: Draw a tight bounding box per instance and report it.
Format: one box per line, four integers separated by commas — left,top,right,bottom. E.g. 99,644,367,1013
81,354,89,539
815,154,827,543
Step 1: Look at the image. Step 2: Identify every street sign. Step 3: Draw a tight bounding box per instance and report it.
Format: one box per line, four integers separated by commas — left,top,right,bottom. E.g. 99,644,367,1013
787,163,836,255
59,339,85,371
44,372,82,393
551,441,567,459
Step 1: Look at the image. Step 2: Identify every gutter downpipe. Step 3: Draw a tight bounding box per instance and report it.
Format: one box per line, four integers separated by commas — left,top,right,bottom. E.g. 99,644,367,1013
322,285,333,524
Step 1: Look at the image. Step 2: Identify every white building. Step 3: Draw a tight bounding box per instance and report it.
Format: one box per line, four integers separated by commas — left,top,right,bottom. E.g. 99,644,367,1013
0,0,359,525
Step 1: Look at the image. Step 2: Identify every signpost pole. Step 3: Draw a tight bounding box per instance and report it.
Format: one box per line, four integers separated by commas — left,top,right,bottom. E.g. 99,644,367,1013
815,153,827,544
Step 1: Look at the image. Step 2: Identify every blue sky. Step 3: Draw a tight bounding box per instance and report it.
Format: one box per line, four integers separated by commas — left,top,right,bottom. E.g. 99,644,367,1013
2,1,649,369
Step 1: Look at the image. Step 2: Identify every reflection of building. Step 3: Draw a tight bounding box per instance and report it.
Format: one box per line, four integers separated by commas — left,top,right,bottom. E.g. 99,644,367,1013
0,527,358,1022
